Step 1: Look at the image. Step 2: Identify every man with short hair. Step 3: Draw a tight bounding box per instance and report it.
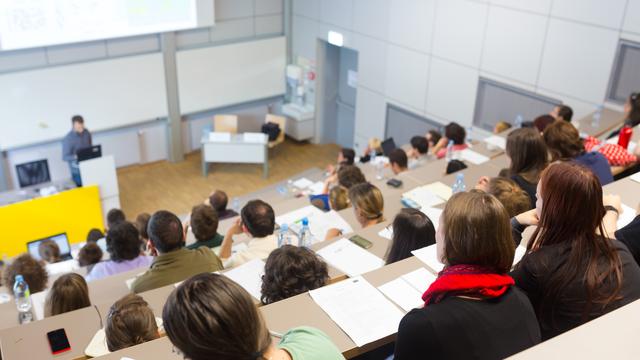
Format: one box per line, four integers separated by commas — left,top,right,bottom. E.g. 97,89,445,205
187,204,224,249
408,136,430,169
130,210,223,293
206,190,238,220
389,148,409,175
219,200,277,268
62,115,92,186
106,208,126,230
550,105,573,123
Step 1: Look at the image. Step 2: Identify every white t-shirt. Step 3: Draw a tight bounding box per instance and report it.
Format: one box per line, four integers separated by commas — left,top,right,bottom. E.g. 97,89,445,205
223,234,277,269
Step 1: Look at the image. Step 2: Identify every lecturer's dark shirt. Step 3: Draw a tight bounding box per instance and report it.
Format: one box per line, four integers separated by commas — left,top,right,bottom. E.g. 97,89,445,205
62,129,92,162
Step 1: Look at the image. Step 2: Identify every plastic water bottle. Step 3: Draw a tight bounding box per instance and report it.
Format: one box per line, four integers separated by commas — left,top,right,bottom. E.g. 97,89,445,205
286,179,295,196
13,275,33,324
278,224,292,247
515,114,524,129
231,197,240,213
445,140,454,162
466,126,473,144
299,218,313,248
452,173,466,194
375,160,384,180
592,105,603,128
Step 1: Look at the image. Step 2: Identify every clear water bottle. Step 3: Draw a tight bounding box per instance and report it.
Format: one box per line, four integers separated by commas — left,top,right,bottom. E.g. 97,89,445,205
278,224,292,247
299,218,313,248
286,179,295,196
375,160,384,180
515,114,524,129
466,126,473,144
452,173,466,194
13,275,33,324
231,197,240,213
445,140,454,162
592,105,603,128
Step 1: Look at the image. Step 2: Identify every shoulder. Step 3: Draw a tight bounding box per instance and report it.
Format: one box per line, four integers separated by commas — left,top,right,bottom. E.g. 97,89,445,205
279,326,345,360
399,307,437,333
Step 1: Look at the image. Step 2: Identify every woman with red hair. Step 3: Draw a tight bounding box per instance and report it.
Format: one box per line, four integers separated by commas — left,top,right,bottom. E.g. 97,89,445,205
511,162,640,340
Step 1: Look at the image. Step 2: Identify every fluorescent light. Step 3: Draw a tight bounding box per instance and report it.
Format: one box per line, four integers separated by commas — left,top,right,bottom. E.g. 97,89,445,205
328,31,344,47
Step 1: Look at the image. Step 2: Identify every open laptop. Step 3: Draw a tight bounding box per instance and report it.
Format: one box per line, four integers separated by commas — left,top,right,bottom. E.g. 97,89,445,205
27,233,73,261
381,138,397,157
77,145,102,162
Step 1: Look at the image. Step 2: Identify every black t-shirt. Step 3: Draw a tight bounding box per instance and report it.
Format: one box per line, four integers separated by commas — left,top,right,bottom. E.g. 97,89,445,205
511,239,640,340
510,174,537,209
616,215,640,266
394,287,541,360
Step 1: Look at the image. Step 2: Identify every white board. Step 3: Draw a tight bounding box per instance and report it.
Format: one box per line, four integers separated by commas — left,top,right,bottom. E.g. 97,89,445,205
0,53,168,150
177,37,286,114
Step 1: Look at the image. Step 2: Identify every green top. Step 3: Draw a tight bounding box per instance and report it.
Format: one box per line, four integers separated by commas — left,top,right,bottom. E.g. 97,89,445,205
278,326,345,360
130,247,223,294
187,233,224,250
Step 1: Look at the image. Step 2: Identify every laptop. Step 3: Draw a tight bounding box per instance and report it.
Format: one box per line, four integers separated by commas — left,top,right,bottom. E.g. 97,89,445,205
27,233,73,261
381,138,397,157
77,145,102,162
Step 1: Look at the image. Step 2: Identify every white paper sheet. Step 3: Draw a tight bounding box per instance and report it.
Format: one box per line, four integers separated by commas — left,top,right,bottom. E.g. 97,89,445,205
378,226,393,240
513,246,527,267
316,238,385,277
208,132,231,142
631,172,640,184
618,204,637,229
310,276,405,347
420,207,443,231
243,132,266,143
412,245,444,273
402,187,445,209
460,149,490,165
484,135,507,150
308,181,326,195
378,278,423,312
423,182,453,201
293,177,315,189
31,289,48,320
402,267,437,293
276,206,353,242
223,259,265,301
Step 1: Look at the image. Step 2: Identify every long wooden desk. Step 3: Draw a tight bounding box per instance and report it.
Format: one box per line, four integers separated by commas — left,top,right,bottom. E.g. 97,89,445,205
577,107,624,139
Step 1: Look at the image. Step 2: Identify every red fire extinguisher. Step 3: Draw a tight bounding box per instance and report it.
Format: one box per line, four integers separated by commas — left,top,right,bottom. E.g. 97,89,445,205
618,126,633,150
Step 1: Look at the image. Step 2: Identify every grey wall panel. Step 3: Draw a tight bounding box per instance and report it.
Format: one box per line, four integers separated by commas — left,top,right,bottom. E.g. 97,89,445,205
385,104,441,148
255,15,284,36
46,41,107,65
0,48,48,73
106,35,160,57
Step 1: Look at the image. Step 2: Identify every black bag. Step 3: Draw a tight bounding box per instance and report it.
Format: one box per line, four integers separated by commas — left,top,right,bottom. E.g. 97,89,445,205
446,160,468,175
261,122,281,141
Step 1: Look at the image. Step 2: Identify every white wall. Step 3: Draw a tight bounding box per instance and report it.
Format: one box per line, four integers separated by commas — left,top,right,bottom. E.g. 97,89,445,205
291,0,639,153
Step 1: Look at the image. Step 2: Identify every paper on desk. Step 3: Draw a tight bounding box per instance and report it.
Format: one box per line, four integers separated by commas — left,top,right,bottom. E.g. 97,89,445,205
402,268,437,294
631,172,640,184
378,278,423,312
460,149,490,165
31,289,48,320
243,132,266,143
308,181,326,195
402,187,445,209
513,246,527,267
483,135,506,150
618,204,637,229
209,132,232,142
423,182,453,201
223,259,265,301
277,206,353,242
317,238,384,277
293,177,315,189
420,207,443,230
378,226,393,240
412,245,444,273
310,276,405,347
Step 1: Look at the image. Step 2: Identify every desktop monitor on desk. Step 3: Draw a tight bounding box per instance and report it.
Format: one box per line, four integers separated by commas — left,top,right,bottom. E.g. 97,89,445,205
15,159,51,188
27,233,73,261
77,145,102,162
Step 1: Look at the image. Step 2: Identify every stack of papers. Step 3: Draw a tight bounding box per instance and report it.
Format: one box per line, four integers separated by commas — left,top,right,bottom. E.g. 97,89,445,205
276,206,353,242
243,132,266,143
316,238,385,277
378,226,393,240
223,259,265,301
630,172,640,184
412,245,444,273
378,268,436,312
460,149,490,165
309,277,405,347
292,177,315,189
402,182,452,210
308,181,326,195
483,135,507,150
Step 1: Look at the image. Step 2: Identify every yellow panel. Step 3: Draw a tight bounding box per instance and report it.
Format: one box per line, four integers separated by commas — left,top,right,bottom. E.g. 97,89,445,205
0,186,104,258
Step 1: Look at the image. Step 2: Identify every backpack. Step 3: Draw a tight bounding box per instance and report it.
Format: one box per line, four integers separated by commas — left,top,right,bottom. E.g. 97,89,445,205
261,122,281,141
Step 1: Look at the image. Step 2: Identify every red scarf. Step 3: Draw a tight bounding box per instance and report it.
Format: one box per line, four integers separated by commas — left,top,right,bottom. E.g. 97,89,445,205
422,264,514,306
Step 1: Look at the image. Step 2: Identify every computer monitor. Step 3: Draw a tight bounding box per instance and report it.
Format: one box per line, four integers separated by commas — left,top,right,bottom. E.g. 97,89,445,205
381,138,397,157
27,233,72,261
77,145,102,162
15,159,51,188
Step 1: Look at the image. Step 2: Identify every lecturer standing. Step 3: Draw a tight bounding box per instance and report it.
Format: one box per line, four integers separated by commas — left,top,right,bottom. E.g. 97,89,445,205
62,115,92,187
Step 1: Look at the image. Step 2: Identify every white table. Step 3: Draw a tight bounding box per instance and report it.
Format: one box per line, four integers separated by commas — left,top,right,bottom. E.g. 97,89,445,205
201,132,269,178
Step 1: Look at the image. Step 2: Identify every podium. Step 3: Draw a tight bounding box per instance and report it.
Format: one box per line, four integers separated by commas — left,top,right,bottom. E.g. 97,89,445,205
79,155,120,221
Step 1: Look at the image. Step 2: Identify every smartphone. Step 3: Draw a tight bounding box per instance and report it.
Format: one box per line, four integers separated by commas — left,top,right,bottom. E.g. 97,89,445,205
387,178,403,188
349,235,373,249
47,328,71,355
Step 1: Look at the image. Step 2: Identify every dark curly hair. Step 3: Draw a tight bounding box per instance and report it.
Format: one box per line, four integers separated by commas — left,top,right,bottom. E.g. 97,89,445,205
2,254,48,296
260,245,329,305
106,221,143,262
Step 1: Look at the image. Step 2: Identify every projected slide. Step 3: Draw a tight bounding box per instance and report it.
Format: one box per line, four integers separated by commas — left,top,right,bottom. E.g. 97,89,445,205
0,0,214,51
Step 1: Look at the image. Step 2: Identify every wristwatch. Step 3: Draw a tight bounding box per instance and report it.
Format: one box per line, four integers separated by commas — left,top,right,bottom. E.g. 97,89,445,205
604,205,619,215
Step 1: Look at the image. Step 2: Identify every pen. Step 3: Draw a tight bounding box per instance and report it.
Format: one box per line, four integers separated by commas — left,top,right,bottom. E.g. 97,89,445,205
269,330,284,338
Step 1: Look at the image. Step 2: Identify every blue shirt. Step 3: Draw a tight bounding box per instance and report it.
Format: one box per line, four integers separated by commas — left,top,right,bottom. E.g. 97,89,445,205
574,151,614,185
62,129,92,162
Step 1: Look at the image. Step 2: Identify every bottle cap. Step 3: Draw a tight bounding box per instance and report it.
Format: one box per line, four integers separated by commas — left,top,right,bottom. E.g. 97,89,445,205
456,173,464,180
14,275,23,282
302,217,309,226
281,224,288,231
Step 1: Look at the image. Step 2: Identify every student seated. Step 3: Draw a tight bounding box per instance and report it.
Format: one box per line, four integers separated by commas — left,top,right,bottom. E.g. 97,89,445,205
394,191,541,359
106,208,126,230
386,208,436,265
407,136,429,168
105,294,161,352
187,204,224,250
326,183,384,240
533,114,555,133
511,162,640,339
616,209,640,266
359,138,383,163
260,245,329,305
2,254,48,295
135,212,151,249
550,104,573,122
326,148,356,175
475,177,532,217
389,148,409,175
425,130,442,150
86,228,104,243
493,121,512,134
38,240,62,264
87,221,152,282
329,185,350,211
583,135,640,167
44,273,91,317
433,122,468,159
505,128,548,208
206,190,238,220
219,200,277,268
78,242,103,272
607,92,640,139
130,211,223,293
314,165,366,210
163,273,345,360
544,121,614,185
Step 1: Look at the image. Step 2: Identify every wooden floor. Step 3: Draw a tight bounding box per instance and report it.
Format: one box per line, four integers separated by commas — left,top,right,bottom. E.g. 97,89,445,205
117,139,340,217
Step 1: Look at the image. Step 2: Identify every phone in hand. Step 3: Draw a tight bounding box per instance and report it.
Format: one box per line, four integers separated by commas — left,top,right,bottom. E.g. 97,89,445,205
47,328,71,355
349,235,373,249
